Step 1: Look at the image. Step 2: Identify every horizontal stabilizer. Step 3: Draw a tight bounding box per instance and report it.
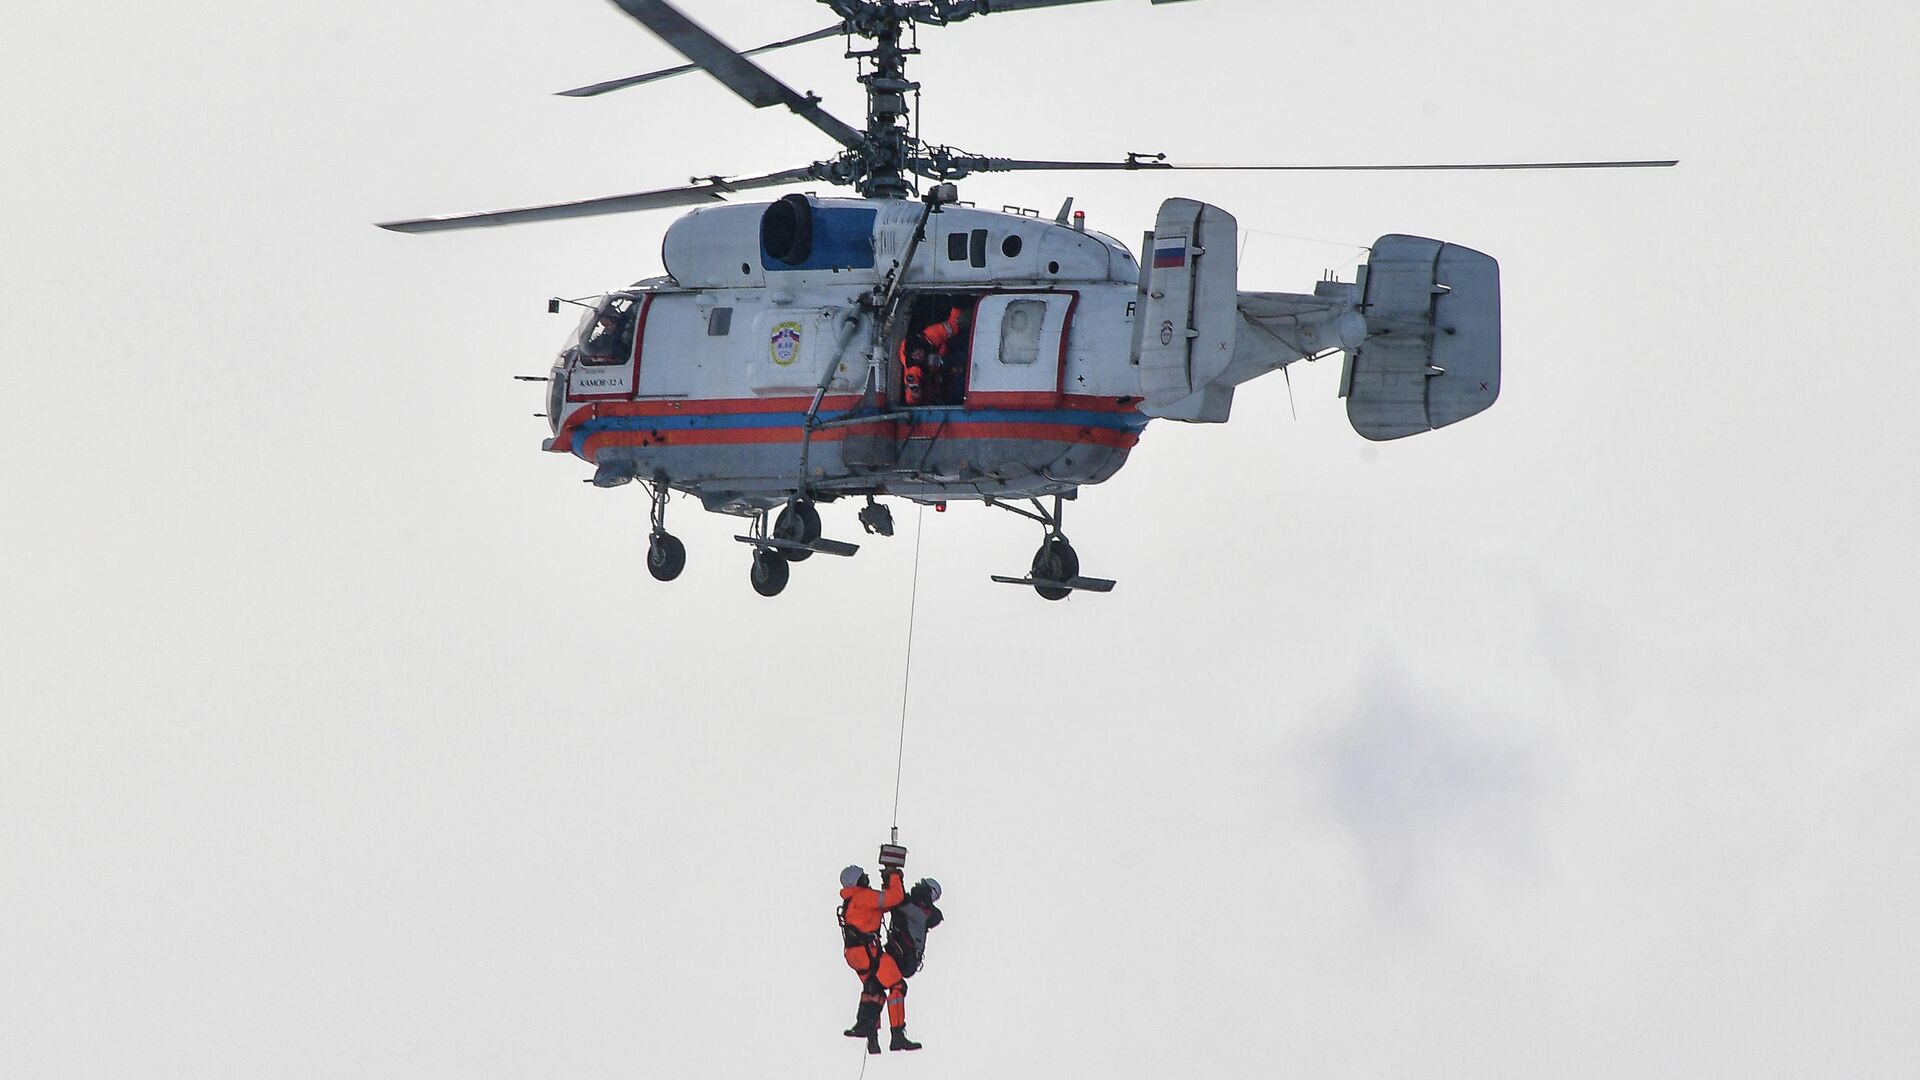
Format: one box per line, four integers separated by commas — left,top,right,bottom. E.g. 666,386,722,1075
1343,236,1501,440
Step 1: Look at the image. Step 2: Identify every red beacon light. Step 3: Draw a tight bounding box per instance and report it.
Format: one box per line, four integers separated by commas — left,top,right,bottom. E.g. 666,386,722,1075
1072,209,1086,233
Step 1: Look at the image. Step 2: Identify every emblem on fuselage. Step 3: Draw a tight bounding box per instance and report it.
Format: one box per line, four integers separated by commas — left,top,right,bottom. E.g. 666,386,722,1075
769,321,804,366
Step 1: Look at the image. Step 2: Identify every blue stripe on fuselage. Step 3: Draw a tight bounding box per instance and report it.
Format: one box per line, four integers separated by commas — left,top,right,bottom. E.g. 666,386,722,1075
581,406,1149,435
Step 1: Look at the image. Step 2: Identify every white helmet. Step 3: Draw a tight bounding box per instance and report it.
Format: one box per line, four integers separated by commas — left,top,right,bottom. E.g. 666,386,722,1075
840,865,866,889
918,877,941,902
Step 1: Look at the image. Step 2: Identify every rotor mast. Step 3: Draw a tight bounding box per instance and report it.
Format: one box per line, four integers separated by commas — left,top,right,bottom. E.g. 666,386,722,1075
824,0,1002,198
863,18,918,199
818,1,908,198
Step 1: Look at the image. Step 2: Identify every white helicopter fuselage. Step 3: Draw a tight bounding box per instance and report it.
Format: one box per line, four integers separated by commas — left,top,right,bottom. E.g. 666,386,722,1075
545,197,1160,513
542,193,1502,517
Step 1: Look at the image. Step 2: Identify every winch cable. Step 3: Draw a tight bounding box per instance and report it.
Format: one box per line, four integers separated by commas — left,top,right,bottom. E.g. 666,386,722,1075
853,504,925,1076
890,503,926,832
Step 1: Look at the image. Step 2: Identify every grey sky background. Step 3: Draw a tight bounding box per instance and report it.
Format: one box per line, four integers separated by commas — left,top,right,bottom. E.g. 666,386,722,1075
3,1,1916,1076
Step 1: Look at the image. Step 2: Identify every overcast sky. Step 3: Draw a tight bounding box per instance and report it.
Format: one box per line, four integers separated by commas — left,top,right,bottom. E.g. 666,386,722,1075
4,1,1917,1077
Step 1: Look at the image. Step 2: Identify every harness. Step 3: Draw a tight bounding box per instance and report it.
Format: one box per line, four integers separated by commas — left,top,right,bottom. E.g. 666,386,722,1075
837,897,882,966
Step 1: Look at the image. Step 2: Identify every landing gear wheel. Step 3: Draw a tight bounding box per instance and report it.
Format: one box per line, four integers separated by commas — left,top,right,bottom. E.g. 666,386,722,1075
773,500,822,562
1031,536,1079,601
750,549,791,597
646,533,686,582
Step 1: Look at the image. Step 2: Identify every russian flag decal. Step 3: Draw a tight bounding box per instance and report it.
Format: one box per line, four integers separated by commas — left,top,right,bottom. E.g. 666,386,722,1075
1152,236,1188,269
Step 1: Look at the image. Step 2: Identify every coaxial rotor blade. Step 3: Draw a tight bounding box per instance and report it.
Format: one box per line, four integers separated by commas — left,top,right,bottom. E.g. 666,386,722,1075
557,24,843,98
603,1,863,149
376,166,823,233
932,0,1200,16
940,156,1679,174
969,0,1200,11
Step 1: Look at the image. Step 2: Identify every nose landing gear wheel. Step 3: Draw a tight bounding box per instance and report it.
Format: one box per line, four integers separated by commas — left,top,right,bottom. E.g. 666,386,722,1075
750,548,791,597
773,500,822,562
1031,536,1079,601
646,533,686,582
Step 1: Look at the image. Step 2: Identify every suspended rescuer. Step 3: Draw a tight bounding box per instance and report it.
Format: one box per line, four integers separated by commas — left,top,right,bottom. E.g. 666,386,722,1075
838,863,923,1053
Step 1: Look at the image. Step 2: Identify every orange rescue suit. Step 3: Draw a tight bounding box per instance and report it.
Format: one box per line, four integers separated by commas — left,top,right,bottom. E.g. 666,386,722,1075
921,308,964,356
841,873,905,950
841,873,908,1026
898,307,965,406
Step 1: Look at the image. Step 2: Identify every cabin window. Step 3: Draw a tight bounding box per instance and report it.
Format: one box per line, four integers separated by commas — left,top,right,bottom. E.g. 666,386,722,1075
947,232,968,262
969,229,988,269
707,307,733,336
1001,234,1023,259
998,300,1045,366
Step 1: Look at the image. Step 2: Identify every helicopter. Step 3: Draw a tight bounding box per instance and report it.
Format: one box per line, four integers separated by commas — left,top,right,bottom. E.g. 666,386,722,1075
378,0,1675,600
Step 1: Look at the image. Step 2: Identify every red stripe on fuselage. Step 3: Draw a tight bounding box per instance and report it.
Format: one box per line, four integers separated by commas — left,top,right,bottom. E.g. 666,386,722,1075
923,422,1138,449
964,391,1143,413
550,395,863,453
549,393,1141,455
576,419,1138,462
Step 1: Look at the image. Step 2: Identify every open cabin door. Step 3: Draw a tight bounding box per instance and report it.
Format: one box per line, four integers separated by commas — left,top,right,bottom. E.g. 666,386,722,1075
966,292,1074,408
565,294,648,402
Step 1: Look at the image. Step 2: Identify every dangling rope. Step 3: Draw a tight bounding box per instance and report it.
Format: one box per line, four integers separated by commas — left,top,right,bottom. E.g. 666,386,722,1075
889,504,926,831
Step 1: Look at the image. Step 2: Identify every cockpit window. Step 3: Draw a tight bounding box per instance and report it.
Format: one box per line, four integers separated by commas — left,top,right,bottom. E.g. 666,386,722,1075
575,295,638,366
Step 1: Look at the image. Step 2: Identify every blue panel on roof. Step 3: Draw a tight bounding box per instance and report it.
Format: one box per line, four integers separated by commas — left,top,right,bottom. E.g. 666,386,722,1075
763,206,877,271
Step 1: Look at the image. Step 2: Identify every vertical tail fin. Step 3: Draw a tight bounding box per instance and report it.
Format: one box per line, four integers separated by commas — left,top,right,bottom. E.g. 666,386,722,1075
1135,198,1239,422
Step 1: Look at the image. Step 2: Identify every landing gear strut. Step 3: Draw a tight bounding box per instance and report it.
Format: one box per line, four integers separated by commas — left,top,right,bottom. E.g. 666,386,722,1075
988,494,1116,600
750,546,791,597
1031,534,1080,602
772,499,822,562
744,509,791,596
645,478,686,582
733,500,860,597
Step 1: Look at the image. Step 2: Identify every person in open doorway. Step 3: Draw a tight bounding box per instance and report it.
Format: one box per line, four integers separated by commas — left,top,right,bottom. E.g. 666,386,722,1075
919,305,969,403
920,305,969,361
